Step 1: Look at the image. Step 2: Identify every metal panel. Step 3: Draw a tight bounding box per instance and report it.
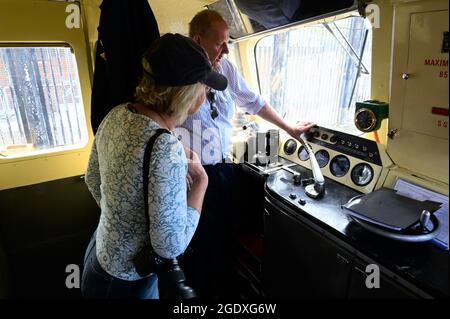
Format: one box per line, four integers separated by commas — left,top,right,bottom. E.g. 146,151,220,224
388,0,449,184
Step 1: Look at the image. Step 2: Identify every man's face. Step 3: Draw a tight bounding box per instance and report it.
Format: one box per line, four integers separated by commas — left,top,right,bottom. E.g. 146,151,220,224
195,20,229,67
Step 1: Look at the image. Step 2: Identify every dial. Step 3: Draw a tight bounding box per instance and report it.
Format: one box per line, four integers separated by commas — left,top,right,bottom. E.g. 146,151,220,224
329,135,338,143
351,163,374,186
283,139,297,155
355,108,377,132
330,155,350,177
297,146,310,161
315,150,330,168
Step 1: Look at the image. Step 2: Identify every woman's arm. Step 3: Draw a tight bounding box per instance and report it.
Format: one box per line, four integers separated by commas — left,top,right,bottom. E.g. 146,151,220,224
85,139,102,207
185,148,208,212
147,134,201,259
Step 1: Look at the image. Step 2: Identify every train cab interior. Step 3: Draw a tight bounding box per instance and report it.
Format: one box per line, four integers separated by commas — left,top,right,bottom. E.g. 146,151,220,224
0,0,448,299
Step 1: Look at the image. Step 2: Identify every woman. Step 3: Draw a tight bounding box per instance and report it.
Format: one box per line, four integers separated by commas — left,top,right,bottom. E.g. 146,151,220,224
81,33,227,299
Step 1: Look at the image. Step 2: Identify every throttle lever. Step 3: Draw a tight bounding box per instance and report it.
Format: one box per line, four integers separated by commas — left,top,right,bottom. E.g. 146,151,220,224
299,133,325,198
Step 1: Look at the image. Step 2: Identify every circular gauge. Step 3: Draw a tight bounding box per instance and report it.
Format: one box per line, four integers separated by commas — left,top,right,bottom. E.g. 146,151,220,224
330,155,351,177
315,150,330,168
355,108,377,132
351,163,374,186
297,146,310,161
283,139,297,155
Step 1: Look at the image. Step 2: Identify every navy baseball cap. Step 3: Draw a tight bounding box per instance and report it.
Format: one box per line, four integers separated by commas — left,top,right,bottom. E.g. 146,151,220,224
142,33,227,91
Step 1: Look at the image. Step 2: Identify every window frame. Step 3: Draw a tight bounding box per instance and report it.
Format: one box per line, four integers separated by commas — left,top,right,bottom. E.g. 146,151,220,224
252,14,372,134
0,0,94,190
0,43,90,159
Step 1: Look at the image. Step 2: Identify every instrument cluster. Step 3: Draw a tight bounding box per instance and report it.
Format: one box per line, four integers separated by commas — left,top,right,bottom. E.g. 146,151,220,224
280,126,389,193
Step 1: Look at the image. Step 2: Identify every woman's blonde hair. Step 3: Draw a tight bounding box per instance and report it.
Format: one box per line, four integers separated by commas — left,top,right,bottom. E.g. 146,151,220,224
135,63,205,125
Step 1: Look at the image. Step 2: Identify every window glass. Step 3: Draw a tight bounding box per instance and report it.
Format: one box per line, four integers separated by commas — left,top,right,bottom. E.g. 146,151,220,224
255,16,372,134
0,46,87,157
226,42,248,122
227,42,244,76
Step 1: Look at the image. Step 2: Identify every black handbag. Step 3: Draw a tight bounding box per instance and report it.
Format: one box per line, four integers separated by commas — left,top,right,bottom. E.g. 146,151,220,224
133,128,196,299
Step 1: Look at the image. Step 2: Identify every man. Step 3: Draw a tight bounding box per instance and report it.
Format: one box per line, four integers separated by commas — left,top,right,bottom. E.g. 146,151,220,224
178,10,315,298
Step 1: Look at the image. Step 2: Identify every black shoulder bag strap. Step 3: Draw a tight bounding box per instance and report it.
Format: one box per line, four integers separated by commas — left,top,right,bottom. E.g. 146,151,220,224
133,128,170,278
142,128,171,238
139,128,197,299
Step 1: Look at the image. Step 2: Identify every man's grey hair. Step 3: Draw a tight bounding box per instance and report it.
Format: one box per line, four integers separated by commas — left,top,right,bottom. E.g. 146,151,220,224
189,9,227,38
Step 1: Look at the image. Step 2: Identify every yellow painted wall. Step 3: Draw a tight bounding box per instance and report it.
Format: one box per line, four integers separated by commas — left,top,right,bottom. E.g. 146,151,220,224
148,0,212,35
386,0,449,184
369,0,394,145
0,0,215,190
82,0,214,58
0,0,93,190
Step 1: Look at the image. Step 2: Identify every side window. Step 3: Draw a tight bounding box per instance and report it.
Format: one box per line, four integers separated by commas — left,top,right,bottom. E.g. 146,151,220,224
255,16,372,134
0,46,87,157
227,42,245,76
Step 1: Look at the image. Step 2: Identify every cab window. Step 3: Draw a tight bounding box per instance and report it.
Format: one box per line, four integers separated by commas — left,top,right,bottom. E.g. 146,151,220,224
0,46,87,157
255,16,372,134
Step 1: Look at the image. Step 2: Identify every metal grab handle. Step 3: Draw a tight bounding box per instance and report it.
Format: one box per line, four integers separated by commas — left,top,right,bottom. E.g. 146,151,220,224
350,214,440,242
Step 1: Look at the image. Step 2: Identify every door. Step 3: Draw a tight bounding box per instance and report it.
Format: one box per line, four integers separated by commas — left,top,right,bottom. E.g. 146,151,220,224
347,258,419,299
262,199,353,298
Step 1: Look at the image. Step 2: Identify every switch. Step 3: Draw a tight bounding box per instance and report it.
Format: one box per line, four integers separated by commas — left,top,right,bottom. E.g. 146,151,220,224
289,193,297,200
298,198,306,205
293,173,302,185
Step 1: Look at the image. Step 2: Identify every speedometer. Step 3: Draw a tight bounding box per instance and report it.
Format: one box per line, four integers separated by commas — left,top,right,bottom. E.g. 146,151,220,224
283,139,297,155
330,155,350,177
351,163,374,186
297,146,310,161
315,150,330,168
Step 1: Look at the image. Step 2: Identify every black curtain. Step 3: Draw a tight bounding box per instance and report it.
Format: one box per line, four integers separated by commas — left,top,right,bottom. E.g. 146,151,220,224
90,0,160,133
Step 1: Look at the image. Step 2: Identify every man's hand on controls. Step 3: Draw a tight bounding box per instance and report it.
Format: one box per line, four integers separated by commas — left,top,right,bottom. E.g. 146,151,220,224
286,121,316,143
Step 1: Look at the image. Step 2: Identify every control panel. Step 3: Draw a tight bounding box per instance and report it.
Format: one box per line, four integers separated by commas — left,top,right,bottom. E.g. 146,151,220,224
279,126,393,193
307,127,382,165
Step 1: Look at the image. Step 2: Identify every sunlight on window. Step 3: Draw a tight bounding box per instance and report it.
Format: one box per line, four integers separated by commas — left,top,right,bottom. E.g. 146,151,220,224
255,16,372,135
0,46,87,157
